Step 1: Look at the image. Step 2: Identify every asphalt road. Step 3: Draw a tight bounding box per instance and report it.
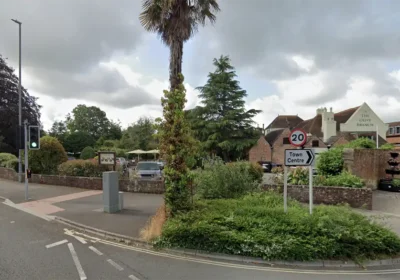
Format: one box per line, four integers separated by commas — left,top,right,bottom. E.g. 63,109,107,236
1,200,400,280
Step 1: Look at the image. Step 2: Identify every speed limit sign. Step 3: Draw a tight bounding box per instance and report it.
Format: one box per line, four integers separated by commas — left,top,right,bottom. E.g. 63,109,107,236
289,128,307,147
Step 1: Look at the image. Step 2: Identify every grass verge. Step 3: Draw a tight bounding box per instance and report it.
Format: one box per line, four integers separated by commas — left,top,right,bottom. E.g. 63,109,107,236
155,192,400,261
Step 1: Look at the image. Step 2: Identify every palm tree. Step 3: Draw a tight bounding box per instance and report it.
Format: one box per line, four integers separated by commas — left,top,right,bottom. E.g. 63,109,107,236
140,0,220,90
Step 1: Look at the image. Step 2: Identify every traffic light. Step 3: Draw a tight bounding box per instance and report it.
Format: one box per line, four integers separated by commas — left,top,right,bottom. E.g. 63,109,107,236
29,125,40,150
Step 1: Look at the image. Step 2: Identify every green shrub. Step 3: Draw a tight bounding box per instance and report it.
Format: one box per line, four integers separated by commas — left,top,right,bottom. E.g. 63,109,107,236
157,192,400,261
98,146,127,157
342,137,375,149
29,136,68,174
228,161,263,184
58,159,108,177
317,148,344,176
5,158,19,172
0,153,17,167
194,158,260,199
322,171,364,188
80,146,95,160
380,143,395,150
271,166,283,174
288,167,309,185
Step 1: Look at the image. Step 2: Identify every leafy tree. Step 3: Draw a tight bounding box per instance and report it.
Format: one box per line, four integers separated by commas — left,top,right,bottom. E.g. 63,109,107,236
123,117,157,151
28,136,68,174
140,0,220,91
80,146,96,160
63,131,95,154
66,104,113,140
48,120,68,144
158,76,195,215
192,56,261,161
105,120,122,140
0,55,41,154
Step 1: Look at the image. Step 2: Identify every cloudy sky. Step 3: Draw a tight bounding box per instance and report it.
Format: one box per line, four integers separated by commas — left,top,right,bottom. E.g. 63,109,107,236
1,0,400,130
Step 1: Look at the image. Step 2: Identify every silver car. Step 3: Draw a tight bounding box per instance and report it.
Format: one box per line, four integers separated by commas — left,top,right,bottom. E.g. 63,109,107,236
134,161,162,179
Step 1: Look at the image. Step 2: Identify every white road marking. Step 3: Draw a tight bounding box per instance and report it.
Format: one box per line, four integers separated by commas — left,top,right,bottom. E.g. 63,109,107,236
107,259,124,271
10,221,15,223
67,243,87,280
88,246,103,256
129,275,141,280
64,228,87,244
45,239,68,249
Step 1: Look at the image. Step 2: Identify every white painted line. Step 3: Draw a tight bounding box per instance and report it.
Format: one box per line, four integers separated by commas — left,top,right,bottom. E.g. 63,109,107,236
2,200,52,221
74,236,87,244
107,259,124,271
88,246,103,256
129,275,140,280
45,239,68,249
68,243,87,280
10,221,15,223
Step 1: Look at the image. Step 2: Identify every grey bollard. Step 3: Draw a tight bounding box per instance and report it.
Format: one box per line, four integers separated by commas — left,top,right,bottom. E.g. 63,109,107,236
119,191,124,211
103,171,120,213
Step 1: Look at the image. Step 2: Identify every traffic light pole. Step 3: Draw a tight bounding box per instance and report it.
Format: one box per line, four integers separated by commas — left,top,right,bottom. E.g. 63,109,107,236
24,120,29,200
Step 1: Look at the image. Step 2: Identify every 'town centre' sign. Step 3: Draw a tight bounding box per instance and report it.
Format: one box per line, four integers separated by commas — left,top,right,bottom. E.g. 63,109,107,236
285,149,315,166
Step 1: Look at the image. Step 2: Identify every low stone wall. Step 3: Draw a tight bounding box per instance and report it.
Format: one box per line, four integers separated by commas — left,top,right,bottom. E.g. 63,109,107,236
0,167,165,194
263,184,372,210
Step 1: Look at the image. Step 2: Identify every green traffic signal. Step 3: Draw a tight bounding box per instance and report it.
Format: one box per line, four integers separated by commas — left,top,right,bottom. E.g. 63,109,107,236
28,125,40,150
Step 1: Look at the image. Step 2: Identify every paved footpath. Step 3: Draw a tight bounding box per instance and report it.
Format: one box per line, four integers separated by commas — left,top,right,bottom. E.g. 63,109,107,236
0,179,163,238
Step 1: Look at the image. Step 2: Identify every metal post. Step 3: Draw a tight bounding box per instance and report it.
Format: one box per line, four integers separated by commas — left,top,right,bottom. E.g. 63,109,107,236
283,166,288,213
24,121,29,200
376,125,379,148
12,19,22,183
309,165,313,215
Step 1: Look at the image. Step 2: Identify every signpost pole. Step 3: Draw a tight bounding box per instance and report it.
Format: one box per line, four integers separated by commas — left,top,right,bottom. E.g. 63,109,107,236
309,165,313,215
283,166,288,213
24,121,29,200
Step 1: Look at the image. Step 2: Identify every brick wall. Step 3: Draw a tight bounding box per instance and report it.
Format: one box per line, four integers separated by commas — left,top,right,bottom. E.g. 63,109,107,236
248,136,272,163
272,128,292,165
263,184,372,209
0,167,165,194
344,148,398,189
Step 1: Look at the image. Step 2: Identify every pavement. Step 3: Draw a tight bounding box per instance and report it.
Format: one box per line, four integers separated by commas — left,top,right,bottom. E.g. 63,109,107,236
2,200,400,280
0,179,163,238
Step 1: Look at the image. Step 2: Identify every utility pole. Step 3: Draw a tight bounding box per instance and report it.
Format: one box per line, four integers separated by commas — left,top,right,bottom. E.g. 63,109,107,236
11,19,22,183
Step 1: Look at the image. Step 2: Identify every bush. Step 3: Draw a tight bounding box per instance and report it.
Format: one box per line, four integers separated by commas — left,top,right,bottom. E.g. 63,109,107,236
156,192,400,261
380,143,395,150
228,161,263,184
0,153,17,167
80,146,95,160
288,167,309,185
29,136,68,174
194,158,260,199
271,166,283,174
58,159,108,177
319,171,364,188
317,148,344,176
5,158,19,172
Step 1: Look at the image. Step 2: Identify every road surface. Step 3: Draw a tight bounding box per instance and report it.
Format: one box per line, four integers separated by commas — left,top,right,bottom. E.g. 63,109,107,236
1,200,400,280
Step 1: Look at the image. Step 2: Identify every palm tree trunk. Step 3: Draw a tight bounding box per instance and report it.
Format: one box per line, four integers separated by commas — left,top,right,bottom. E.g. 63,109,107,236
169,39,184,91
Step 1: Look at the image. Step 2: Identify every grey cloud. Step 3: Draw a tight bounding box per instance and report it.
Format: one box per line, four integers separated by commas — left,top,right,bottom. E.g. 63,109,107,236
0,0,153,109
189,0,400,105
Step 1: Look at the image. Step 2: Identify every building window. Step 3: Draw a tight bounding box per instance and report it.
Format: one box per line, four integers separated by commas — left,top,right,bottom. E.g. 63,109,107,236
390,127,394,135
397,126,400,134
283,137,290,144
312,140,319,147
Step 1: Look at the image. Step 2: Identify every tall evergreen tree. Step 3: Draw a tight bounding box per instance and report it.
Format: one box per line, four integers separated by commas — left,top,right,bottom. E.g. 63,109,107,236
193,55,261,161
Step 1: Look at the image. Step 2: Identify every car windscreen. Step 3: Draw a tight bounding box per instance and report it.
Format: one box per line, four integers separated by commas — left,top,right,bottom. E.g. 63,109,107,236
136,162,160,170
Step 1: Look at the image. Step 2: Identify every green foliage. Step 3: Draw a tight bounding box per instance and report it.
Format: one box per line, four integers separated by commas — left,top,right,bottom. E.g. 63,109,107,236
48,120,68,144
80,146,95,160
194,158,261,199
5,158,19,172
319,171,364,188
342,137,376,149
288,167,309,185
0,153,17,166
380,143,395,150
189,56,261,161
156,193,400,261
66,104,121,140
97,146,127,157
122,117,158,151
271,166,284,174
58,159,108,177
317,148,344,176
29,136,68,174
63,131,95,154
159,76,195,215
